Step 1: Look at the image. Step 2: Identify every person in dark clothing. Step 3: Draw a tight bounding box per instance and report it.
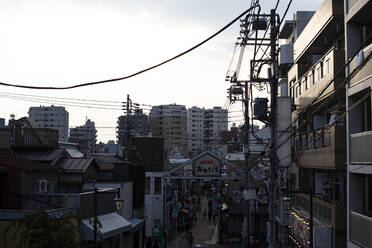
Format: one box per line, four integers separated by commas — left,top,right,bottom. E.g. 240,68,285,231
187,232,194,248
208,210,212,223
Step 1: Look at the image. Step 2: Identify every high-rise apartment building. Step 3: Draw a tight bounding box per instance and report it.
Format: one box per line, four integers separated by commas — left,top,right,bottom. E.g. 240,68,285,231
28,105,69,142
149,104,188,156
204,107,228,153
187,106,204,154
117,109,148,146
69,119,97,154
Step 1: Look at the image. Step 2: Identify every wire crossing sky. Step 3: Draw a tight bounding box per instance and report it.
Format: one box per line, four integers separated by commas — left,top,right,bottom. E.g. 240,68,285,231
0,0,322,142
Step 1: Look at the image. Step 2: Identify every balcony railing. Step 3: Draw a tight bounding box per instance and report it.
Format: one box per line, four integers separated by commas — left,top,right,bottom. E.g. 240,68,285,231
294,126,346,169
350,131,372,164
350,211,372,247
0,127,59,147
349,42,372,87
294,193,346,228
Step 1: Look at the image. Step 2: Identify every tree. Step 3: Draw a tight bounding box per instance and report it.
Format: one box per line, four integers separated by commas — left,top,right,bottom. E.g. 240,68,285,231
3,210,80,248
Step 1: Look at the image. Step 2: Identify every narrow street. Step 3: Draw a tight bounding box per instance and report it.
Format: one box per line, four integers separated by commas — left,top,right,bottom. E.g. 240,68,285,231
167,197,240,248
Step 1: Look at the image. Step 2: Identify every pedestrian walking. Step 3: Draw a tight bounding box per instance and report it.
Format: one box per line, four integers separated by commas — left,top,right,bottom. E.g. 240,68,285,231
187,231,194,248
202,207,207,220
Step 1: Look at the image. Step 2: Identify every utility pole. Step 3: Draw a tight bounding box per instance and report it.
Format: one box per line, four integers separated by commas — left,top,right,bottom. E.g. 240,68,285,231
269,9,279,248
125,94,132,160
243,80,250,248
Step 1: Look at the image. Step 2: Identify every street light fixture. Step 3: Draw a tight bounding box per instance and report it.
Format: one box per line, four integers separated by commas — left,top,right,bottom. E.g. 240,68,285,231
283,197,291,210
94,188,124,248
114,196,124,213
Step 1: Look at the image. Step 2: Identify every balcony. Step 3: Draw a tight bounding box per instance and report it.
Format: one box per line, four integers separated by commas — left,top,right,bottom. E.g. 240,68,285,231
346,0,372,24
292,47,345,109
0,127,59,148
348,42,372,88
293,0,344,64
295,126,346,169
294,193,346,229
350,131,372,164
350,211,372,247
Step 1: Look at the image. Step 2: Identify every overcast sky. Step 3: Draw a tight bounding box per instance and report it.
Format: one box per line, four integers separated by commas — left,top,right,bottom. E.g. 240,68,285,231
0,0,322,142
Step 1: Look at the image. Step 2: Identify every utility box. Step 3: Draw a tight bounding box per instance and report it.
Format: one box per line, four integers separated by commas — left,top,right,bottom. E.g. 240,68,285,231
279,44,294,65
254,98,268,120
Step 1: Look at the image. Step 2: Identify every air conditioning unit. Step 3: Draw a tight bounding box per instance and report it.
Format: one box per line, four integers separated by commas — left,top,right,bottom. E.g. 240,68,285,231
35,180,48,193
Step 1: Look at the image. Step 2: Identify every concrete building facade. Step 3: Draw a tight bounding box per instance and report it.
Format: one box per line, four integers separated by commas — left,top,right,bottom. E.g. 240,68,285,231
203,107,228,154
69,119,97,154
149,104,188,157
117,109,148,146
28,105,69,142
344,0,372,247
187,106,204,155
281,0,347,247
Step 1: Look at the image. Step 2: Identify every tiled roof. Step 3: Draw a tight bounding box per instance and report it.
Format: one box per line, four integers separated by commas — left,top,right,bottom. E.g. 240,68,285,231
59,158,95,173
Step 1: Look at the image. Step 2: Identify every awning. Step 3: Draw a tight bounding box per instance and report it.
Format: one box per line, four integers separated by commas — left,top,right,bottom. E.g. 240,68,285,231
81,212,131,240
129,218,144,233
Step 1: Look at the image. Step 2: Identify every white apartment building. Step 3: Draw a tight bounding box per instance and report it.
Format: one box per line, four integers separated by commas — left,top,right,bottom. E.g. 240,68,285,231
149,104,188,157
28,105,69,142
204,107,228,154
187,106,204,154
69,119,97,154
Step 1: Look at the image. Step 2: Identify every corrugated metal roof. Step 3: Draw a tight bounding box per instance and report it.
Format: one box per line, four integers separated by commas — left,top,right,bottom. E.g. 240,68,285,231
81,212,131,240
92,154,124,171
59,158,95,173
15,148,65,165
0,157,56,171
0,208,76,220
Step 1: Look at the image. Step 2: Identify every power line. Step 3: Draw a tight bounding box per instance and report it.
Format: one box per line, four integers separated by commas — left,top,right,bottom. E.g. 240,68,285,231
0,5,258,90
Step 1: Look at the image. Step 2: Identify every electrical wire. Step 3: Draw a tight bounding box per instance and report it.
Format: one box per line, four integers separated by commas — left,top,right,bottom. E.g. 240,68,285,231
0,5,258,90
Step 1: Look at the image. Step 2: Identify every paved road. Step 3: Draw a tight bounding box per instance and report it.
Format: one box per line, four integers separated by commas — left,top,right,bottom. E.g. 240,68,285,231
166,196,241,248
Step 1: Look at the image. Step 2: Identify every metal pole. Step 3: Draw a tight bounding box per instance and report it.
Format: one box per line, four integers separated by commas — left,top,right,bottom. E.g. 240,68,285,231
309,187,313,248
163,177,167,248
125,94,131,160
243,80,250,248
94,188,98,248
269,8,278,248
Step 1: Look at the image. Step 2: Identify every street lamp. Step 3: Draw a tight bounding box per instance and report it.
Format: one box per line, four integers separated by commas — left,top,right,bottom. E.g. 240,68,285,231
114,196,124,213
283,197,291,211
94,188,124,248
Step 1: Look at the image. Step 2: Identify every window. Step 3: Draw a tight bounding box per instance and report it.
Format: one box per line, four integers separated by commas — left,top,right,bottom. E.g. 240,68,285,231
312,70,315,84
304,77,308,91
316,68,321,82
155,177,162,194
320,61,324,78
145,177,150,194
361,95,372,132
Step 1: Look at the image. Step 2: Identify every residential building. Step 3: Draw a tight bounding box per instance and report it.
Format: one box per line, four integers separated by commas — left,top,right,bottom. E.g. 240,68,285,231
187,106,204,155
69,119,97,154
149,104,188,156
131,136,170,172
0,118,5,128
117,109,148,146
204,107,228,154
344,0,372,247
96,140,123,156
282,0,347,247
28,105,69,142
